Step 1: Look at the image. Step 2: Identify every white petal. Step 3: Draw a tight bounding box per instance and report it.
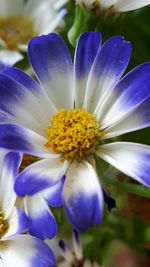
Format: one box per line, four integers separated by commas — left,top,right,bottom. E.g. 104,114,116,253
0,50,23,66
96,142,150,187
54,0,68,10
116,0,150,12
0,152,21,219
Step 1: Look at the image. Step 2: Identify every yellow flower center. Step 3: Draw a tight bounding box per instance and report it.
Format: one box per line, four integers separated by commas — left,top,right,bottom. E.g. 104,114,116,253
45,109,102,160
0,211,8,239
0,16,37,50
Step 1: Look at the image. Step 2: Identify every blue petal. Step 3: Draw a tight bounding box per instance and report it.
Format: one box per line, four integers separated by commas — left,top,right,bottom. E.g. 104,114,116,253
75,32,101,79
25,194,57,240
0,123,42,155
42,175,66,207
105,96,150,138
28,33,74,109
75,32,101,108
0,72,56,134
3,67,42,94
63,162,104,232
84,35,131,113
0,74,26,116
2,151,22,180
31,237,56,267
64,194,102,232
101,63,150,128
15,158,68,197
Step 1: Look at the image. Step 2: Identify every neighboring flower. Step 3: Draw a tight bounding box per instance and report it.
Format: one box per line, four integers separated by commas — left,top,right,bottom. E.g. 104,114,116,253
58,229,100,267
0,0,67,66
0,150,55,266
0,32,149,232
76,0,150,13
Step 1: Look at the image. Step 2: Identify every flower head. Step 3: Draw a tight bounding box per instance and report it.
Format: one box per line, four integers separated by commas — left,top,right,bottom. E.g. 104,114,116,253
0,149,56,266
0,0,67,66
0,32,150,232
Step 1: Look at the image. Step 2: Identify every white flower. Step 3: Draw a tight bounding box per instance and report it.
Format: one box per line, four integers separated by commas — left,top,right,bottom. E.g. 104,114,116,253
0,150,56,266
0,32,150,232
0,0,67,66
76,0,150,13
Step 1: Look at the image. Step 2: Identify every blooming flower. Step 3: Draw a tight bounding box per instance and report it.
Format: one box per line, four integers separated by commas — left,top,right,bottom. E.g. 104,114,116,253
76,0,150,13
0,32,149,232
0,0,67,66
0,149,56,266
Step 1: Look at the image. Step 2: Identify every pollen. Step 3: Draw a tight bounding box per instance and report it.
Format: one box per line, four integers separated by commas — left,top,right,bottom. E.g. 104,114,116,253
0,211,8,239
0,16,37,50
45,109,102,160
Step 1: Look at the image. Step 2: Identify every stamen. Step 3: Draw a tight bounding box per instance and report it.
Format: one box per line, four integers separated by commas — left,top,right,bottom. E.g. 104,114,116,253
0,16,37,50
0,211,8,238
45,109,103,160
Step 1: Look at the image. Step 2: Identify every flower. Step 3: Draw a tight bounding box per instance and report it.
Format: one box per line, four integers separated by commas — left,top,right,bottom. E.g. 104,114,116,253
76,0,150,13
0,32,150,232
0,149,56,266
58,229,100,267
0,0,67,66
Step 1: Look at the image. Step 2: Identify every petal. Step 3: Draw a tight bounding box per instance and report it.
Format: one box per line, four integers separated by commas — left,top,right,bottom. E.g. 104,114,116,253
83,36,131,113
0,151,22,218
41,9,67,34
59,240,74,263
96,142,150,187
102,188,117,212
0,234,55,267
2,207,29,240
100,63,150,129
54,0,69,10
72,229,83,260
28,33,74,110
0,49,23,65
15,158,68,196
116,0,150,12
42,175,66,207
0,71,56,135
63,161,104,232
0,62,10,72
104,97,150,138
0,0,24,16
24,0,66,34
0,123,57,158
74,32,101,108
24,194,57,240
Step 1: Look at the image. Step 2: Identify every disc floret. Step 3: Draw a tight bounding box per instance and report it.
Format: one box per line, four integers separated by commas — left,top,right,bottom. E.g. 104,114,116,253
46,109,102,160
